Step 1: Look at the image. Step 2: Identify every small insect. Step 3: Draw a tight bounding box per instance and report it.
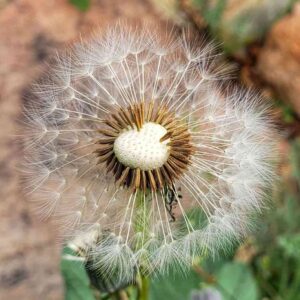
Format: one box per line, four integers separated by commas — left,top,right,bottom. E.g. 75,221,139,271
164,185,182,222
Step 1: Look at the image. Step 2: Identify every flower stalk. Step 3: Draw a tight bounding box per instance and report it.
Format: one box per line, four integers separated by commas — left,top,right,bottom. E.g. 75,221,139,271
137,274,150,300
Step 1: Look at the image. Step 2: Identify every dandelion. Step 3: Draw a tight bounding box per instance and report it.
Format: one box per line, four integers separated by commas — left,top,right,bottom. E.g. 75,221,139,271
22,24,277,284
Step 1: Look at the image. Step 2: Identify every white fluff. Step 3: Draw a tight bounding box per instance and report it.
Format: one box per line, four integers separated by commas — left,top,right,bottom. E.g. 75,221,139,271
22,23,278,280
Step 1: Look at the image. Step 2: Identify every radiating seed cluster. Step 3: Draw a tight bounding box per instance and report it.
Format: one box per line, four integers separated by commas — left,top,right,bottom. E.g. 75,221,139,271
22,24,278,283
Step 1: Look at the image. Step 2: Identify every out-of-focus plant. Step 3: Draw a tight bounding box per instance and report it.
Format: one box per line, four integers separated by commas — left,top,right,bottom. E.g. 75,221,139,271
249,138,300,300
61,248,97,300
69,0,90,11
181,0,297,55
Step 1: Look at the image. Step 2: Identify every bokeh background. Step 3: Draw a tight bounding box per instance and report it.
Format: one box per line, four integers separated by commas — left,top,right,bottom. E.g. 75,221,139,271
0,0,300,299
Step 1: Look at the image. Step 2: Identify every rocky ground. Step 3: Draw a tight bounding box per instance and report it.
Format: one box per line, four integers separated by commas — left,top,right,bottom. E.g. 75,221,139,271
1,0,299,299
257,3,300,116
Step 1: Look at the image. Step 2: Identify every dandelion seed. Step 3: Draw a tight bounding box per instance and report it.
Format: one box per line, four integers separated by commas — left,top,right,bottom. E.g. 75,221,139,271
22,23,278,282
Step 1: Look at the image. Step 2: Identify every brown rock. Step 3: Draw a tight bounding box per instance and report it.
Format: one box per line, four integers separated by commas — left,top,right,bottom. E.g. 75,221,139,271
0,0,162,299
256,3,300,116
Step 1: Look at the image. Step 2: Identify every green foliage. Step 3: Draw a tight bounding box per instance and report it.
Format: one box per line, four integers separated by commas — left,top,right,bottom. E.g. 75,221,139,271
60,122,300,300
69,0,90,12
278,234,300,259
250,138,300,299
192,0,296,54
149,268,202,300
216,262,259,300
274,98,296,124
195,0,226,31
149,261,258,300
61,247,96,300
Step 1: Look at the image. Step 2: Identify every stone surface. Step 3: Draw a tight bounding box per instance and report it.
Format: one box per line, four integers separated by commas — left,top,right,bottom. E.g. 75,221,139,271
0,0,161,299
256,3,300,116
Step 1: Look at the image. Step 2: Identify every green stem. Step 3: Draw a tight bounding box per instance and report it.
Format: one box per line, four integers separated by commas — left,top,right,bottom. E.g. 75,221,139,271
134,191,151,300
137,274,149,300
117,290,129,300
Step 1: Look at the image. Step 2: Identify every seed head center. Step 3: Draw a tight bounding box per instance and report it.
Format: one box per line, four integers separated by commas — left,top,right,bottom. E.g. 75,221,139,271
113,122,170,171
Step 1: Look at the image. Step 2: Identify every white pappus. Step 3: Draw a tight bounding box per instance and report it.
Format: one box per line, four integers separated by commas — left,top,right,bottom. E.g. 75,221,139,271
22,23,278,283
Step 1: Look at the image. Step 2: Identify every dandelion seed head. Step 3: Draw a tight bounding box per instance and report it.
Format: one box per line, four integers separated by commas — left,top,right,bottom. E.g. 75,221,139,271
22,23,278,280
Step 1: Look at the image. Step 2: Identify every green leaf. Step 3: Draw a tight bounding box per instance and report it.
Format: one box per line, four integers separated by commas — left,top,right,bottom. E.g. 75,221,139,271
149,254,234,300
216,262,259,300
69,0,90,12
61,247,96,300
278,234,300,260
149,268,202,300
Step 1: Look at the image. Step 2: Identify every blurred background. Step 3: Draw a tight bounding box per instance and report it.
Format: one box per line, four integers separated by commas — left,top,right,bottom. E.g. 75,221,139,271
0,0,300,299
